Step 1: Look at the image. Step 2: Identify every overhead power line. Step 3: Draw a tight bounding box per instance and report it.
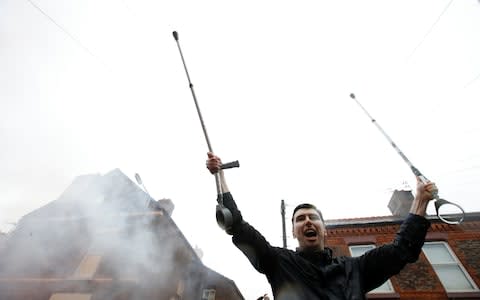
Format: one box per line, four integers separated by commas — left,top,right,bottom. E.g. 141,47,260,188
464,72,480,88
26,0,111,71
406,0,454,61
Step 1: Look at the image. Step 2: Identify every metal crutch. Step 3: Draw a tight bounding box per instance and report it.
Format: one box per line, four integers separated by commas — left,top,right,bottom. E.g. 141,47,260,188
350,93,465,224
173,31,240,231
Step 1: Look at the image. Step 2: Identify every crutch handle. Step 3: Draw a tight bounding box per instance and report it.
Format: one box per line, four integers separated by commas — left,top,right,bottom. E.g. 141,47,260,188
221,160,240,170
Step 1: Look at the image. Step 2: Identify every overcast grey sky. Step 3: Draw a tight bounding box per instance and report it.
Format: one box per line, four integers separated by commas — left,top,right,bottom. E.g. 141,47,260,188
1,0,480,298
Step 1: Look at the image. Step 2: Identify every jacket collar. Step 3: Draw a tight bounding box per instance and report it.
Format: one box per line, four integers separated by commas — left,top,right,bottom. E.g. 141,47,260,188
296,247,333,265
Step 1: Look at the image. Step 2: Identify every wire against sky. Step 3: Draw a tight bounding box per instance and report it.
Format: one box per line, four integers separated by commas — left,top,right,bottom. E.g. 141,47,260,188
464,72,480,88
26,0,111,72
406,0,454,61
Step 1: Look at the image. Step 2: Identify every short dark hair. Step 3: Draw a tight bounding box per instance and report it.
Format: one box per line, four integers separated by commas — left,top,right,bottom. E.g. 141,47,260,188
292,203,324,223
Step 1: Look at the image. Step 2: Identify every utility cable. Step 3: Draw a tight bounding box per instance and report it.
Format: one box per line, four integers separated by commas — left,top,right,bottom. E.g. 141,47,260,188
406,0,454,61
464,72,480,88
26,0,112,72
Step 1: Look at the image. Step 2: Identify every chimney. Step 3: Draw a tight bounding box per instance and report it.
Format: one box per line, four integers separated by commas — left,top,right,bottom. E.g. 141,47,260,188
388,190,414,217
157,198,175,217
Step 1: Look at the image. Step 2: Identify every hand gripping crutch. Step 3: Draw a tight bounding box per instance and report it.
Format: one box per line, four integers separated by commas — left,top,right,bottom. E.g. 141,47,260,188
350,93,465,224
173,31,240,231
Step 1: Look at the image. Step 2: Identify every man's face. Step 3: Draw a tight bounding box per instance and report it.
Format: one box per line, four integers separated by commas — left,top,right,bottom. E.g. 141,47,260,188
292,208,326,251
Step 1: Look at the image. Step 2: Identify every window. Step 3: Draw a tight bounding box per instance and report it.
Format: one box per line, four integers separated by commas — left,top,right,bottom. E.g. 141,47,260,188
349,245,395,293
422,242,478,292
202,289,216,300
73,255,102,278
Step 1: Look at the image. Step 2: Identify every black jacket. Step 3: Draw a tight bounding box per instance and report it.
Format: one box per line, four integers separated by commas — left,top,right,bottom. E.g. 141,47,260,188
222,192,430,300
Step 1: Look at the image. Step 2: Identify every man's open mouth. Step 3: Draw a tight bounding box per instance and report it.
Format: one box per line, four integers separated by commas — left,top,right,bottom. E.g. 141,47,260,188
304,229,317,237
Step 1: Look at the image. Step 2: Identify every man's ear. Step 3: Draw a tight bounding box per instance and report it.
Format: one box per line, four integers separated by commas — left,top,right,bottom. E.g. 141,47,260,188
292,229,297,239
322,223,328,237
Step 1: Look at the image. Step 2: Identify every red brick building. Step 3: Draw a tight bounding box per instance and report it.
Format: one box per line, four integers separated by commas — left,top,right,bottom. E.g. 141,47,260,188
0,169,244,300
325,204,480,299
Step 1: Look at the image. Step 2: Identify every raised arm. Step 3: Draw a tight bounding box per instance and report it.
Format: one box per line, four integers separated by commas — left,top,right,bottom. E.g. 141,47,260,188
357,177,436,292
205,152,277,274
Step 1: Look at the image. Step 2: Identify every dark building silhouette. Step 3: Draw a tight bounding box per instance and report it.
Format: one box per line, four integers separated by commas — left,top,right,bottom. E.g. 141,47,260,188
0,169,244,300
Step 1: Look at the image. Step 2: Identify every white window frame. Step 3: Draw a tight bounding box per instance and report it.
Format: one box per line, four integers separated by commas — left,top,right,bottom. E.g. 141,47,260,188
49,294,92,300
202,289,216,300
422,241,479,292
349,244,395,293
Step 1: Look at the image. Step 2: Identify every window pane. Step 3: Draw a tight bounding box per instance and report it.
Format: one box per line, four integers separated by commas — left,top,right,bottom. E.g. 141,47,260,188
423,243,455,263
423,242,478,292
202,289,216,300
349,245,394,293
434,265,475,291
373,281,393,292
73,255,101,278
350,245,374,257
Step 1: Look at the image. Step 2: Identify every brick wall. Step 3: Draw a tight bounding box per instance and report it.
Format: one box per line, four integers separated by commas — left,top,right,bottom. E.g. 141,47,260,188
325,215,480,299
453,239,480,287
392,254,441,292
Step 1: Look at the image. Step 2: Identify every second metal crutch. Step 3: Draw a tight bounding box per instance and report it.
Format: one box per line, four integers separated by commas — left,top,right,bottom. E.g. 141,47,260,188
350,93,465,224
